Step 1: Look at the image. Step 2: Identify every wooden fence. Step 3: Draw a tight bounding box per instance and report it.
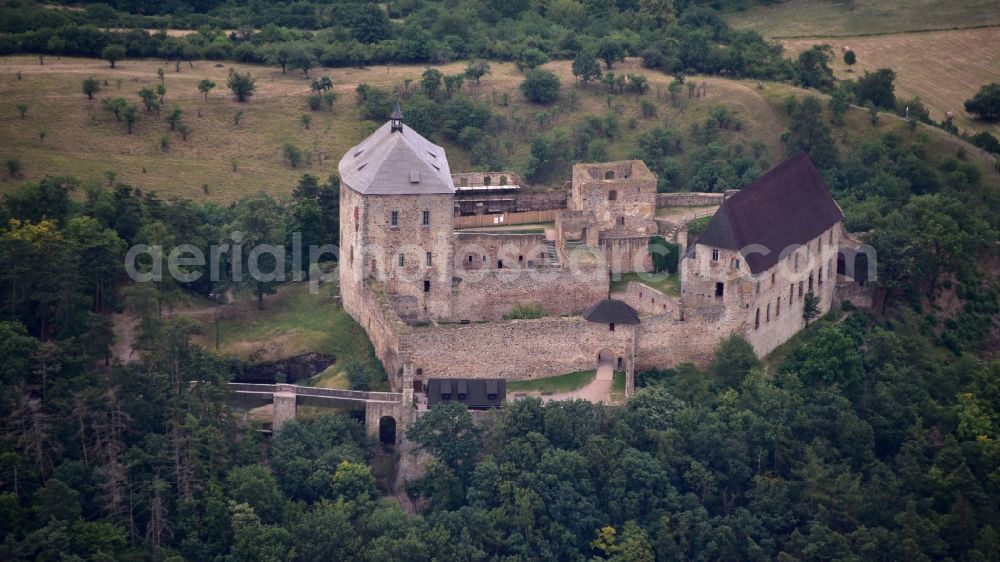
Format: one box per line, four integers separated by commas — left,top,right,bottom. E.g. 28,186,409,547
454,210,556,229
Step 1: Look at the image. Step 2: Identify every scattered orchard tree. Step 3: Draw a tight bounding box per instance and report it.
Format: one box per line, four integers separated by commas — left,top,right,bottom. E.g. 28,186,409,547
855,68,896,110
227,71,256,102
103,97,127,120
301,114,311,130
123,102,138,133
101,44,126,68
178,123,191,141
421,68,443,99
668,78,682,106
322,91,336,111
307,94,322,111
843,49,856,69
6,158,21,177
283,143,303,167
197,78,215,101
234,109,244,125
82,78,100,100
38,128,46,143
572,51,602,85
515,47,548,72
310,76,333,92
290,44,316,77
138,87,159,112
165,107,183,130
464,60,490,84
520,69,560,104
15,103,27,119
597,39,625,69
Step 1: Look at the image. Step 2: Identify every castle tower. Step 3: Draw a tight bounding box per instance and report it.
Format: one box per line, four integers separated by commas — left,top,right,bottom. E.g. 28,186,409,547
339,104,455,324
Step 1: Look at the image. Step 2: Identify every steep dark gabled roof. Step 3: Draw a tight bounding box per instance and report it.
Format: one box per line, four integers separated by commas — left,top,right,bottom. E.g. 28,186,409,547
583,299,641,325
697,152,844,273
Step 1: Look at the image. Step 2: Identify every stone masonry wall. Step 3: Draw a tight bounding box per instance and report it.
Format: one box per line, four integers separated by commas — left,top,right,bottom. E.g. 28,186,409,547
621,281,681,319
453,232,550,270
399,317,636,380
656,192,727,207
600,236,654,273
451,266,608,321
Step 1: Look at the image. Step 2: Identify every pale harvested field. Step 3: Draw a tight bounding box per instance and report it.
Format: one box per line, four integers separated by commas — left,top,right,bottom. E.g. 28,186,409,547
782,28,1000,136
728,0,1000,38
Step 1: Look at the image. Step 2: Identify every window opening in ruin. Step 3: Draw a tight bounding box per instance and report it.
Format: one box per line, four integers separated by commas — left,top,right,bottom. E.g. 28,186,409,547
798,281,803,298
776,297,781,317
712,249,720,261
398,254,404,267
422,209,430,226
715,282,724,297
497,260,503,269
500,175,507,185
755,308,760,329
423,280,430,293
767,303,771,321
483,176,491,186
618,216,625,226
609,323,615,332
609,189,617,201
605,171,615,180
390,210,398,227
426,252,432,266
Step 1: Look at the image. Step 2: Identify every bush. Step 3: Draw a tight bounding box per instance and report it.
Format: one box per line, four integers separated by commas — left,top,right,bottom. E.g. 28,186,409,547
307,93,322,111
964,83,1000,121
520,69,560,104
503,302,546,320
345,361,374,391
227,71,256,102
283,143,303,167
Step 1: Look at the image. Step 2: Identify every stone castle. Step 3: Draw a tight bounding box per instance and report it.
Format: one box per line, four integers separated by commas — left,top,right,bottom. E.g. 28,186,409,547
338,109,870,398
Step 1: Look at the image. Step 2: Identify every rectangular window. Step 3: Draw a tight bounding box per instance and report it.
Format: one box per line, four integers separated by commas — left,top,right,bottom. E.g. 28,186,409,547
712,249,720,261
790,284,794,302
771,272,776,286
734,258,741,270
422,209,430,226
426,252,432,266
819,266,823,284
776,297,780,317
390,210,398,227
767,303,771,321
398,254,404,267
715,282,724,297
829,229,833,244
423,280,430,293
798,281,803,299
794,252,799,271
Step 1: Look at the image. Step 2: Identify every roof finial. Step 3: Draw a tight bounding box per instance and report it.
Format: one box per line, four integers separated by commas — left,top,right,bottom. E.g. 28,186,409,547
390,101,404,133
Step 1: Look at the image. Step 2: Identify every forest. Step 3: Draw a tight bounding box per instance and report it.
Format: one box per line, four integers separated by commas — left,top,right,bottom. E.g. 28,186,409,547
0,1,999,561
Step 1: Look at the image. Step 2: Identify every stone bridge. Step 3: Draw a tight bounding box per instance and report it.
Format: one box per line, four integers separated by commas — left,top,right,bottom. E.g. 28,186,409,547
228,383,412,444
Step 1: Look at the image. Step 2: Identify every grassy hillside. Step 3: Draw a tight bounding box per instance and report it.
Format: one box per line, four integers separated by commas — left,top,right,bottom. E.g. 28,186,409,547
0,55,789,201
726,0,1000,38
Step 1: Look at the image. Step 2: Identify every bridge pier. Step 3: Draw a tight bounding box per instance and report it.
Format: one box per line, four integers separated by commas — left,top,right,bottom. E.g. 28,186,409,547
272,391,297,432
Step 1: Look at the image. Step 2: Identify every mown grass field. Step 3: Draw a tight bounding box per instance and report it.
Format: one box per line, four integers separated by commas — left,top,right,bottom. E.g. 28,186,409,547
727,0,1000,38
781,28,1000,136
0,55,788,202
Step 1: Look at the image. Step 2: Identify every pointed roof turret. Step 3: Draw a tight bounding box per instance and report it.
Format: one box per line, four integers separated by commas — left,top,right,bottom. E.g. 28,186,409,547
390,101,404,133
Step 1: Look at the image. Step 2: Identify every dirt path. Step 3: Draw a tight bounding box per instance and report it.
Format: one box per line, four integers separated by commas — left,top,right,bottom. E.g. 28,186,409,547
541,364,615,403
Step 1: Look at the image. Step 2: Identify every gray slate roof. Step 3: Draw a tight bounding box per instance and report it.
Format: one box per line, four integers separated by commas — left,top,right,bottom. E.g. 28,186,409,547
583,299,641,325
338,121,455,195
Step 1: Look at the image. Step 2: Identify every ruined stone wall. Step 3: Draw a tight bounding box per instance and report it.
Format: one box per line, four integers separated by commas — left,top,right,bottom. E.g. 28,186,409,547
635,314,728,370
600,236,653,273
656,192,727,207
452,171,523,188
451,266,608,321
570,161,657,236
514,189,569,211
620,281,681,319
453,232,550,270
399,317,635,380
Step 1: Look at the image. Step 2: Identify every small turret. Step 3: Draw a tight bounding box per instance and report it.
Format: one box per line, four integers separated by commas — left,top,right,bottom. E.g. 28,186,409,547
390,101,404,133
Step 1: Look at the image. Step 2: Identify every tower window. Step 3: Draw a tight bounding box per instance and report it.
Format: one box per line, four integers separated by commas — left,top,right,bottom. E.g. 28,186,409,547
390,211,398,227
422,209,430,226
715,282,724,297
423,280,430,293
608,189,617,201
776,297,780,317
609,322,615,332
605,171,615,180
483,176,491,186
398,254,404,267
798,281,803,299
618,216,625,226
733,258,741,270
755,308,760,329
711,249,720,262
426,252,432,266
766,303,771,321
